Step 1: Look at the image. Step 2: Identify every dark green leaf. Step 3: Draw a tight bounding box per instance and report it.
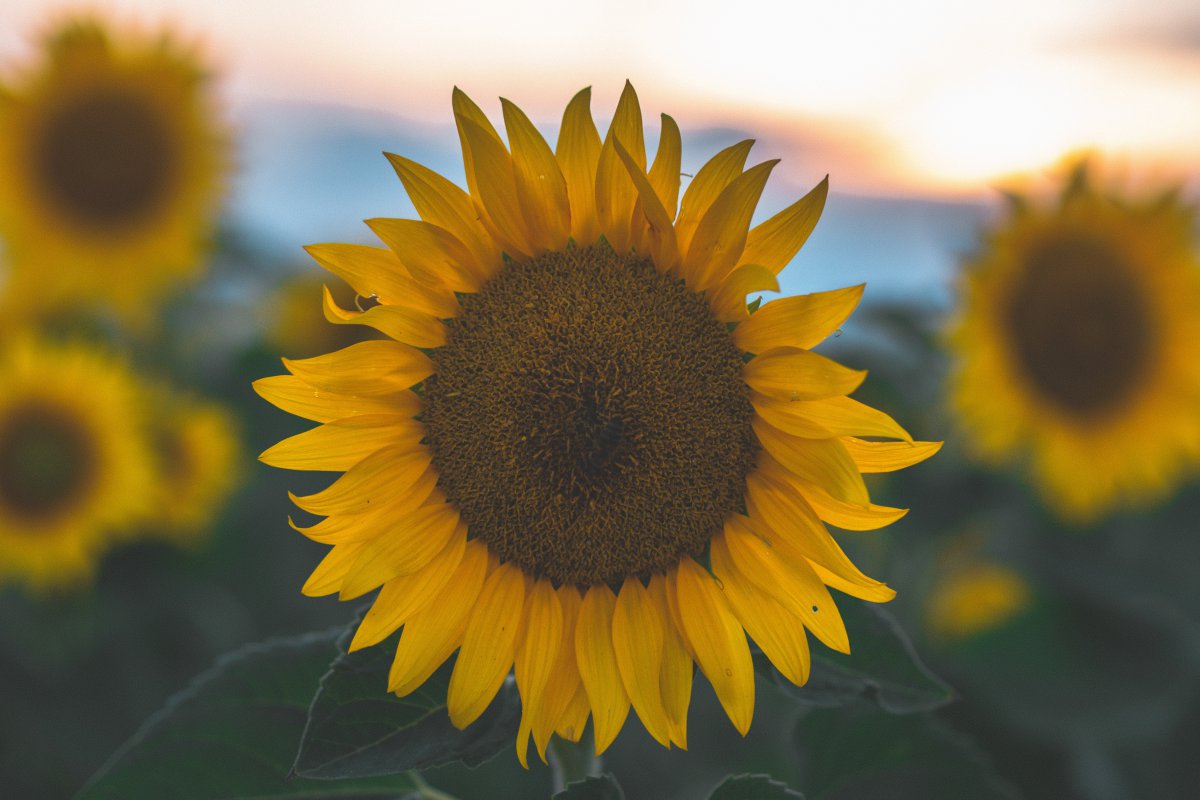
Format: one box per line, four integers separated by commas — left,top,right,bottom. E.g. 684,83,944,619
708,773,806,799
76,626,420,800
293,625,520,778
795,705,1020,800
553,773,625,799
754,600,953,713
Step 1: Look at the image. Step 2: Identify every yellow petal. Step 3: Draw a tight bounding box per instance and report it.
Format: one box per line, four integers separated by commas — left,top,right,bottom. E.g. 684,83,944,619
682,160,778,291
675,140,754,260
367,217,483,293
575,584,630,754
321,287,447,349
612,579,671,746
752,418,870,506
555,87,602,246
608,81,646,169
742,347,866,401
288,443,432,516
502,98,571,253
451,86,505,204
648,574,692,749
514,578,563,767
613,138,679,272
456,115,534,259
259,414,424,471
340,504,461,599
745,468,894,602
253,374,421,423
389,539,489,695
647,114,682,218
709,264,780,323
763,457,909,531
288,469,439,545
301,541,367,597
669,558,754,736
752,394,912,442
384,152,501,278
304,243,461,318
721,518,850,654
595,135,637,254
448,562,528,728
282,340,433,397
739,176,829,275
733,285,864,354
554,683,591,743
350,529,468,651
710,532,811,686
841,438,943,473
535,586,584,759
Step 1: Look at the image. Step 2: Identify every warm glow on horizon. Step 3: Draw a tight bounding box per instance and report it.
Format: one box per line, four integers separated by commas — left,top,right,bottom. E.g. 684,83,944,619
5,0,1200,197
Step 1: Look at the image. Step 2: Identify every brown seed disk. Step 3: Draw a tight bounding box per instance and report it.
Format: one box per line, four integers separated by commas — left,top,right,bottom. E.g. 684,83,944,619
422,245,758,586
33,88,178,230
1004,232,1157,420
0,402,98,525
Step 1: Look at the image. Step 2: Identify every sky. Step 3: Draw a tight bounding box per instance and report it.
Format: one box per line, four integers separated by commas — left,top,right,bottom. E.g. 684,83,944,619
5,0,1200,197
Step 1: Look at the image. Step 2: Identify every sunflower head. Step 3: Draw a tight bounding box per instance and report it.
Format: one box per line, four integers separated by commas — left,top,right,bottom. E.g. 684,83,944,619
0,336,154,591
256,83,939,764
0,14,227,324
950,160,1200,522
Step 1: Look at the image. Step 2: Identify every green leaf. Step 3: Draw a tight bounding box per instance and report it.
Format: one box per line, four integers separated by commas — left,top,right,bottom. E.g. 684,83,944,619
795,705,1020,800
76,626,421,800
708,773,806,799
553,774,625,799
293,625,520,778
754,600,953,713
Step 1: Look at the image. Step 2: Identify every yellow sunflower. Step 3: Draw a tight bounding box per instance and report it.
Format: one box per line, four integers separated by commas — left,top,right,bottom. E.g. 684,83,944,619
255,84,939,764
143,385,240,547
949,162,1200,522
0,16,227,323
0,336,154,591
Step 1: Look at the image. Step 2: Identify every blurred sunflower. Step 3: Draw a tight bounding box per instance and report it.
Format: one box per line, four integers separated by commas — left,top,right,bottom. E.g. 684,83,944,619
256,84,939,764
143,385,240,546
0,16,227,323
950,162,1200,522
0,336,154,591
926,559,1031,641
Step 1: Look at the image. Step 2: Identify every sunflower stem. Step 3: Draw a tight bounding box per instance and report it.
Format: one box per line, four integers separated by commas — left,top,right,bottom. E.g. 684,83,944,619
548,734,601,793
407,771,461,800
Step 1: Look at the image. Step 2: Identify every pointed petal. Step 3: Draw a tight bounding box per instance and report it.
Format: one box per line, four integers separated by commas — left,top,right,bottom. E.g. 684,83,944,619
669,558,754,735
456,115,534,258
710,532,811,686
612,578,671,746
289,443,432,516
575,584,630,754
502,98,571,253
341,504,461,599
842,438,943,473
451,86,504,203
259,414,424,471
648,574,692,748
253,374,421,423
533,585,583,759
448,562,528,728
554,683,591,743
761,455,909,530
752,394,912,442
647,114,682,218
675,140,754,259
740,176,829,275
301,541,367,597
513,578,563,767
733,285,864,354
709,264,779,323
682,160,778,291
613,138,679,271
289,470,439,545
752,418,870,506
555,87,602,245
367,217,483,293
742,347,866,401
321,286,447,348
304,243,461,317
389,539,489,695
595,135,637,253
350,529,468,651
282,340,433,396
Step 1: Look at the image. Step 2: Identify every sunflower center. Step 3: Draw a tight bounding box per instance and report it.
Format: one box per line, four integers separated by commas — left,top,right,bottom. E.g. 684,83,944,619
1004,232,1156,419
0,403,98,524
422,245,758,586
33,88,178,230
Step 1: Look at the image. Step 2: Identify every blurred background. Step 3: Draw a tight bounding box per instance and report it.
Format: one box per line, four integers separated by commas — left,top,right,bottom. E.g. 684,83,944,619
2,1,1199,798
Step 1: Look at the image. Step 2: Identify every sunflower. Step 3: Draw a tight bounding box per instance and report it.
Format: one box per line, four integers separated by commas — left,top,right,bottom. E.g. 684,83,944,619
143,385,240,546
949,162,1200,522
0,16,227,323
0,336,154,591
256,84,939,764
926,558,1031,641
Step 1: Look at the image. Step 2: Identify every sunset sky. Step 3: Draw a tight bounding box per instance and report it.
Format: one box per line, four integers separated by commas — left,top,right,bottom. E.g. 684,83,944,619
5,0,1200,197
